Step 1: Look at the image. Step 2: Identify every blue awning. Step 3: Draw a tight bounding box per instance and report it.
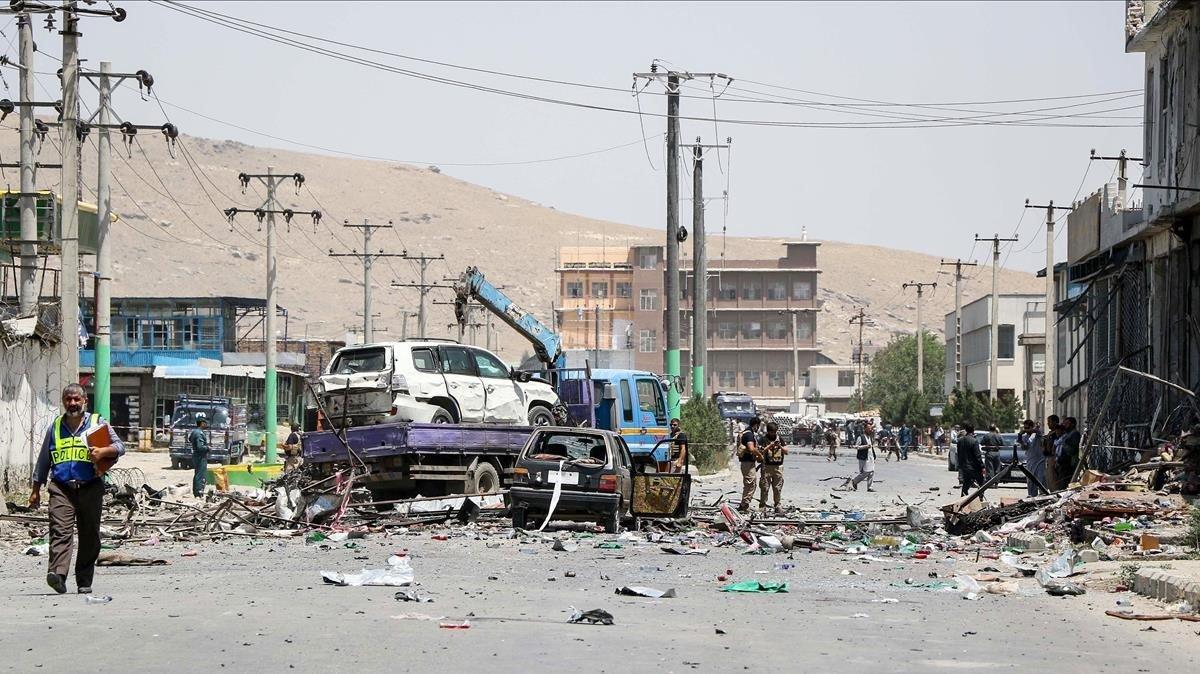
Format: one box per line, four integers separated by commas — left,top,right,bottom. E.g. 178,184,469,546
152,365,212,380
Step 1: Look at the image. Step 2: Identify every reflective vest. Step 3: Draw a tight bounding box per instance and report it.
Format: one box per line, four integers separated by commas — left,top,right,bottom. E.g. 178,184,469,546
50,413,100,483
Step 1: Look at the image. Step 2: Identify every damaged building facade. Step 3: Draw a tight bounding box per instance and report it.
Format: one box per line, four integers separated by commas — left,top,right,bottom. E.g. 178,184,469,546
1057,1,1200,470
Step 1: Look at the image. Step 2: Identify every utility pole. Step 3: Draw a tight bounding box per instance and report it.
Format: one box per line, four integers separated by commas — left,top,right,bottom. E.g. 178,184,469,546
902,281,937,394
1025,199,1073,420
778,309,802,412
632,66,731,416
974,234,1018,401
59,5,81,389
939,258,978,393
681,136,730,398
1090,149,1142,213
328,219,404,344
848,309,869,412
224,170,320,463
82,63,162,417
393,252,446,338
16,12,37,316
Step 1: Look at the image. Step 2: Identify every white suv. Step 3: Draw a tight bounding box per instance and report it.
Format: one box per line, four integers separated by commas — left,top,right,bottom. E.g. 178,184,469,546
319,340,559,427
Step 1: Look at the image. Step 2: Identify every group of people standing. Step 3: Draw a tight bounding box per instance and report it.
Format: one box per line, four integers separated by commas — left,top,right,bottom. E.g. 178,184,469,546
736,417,789,513
954,414,1082,496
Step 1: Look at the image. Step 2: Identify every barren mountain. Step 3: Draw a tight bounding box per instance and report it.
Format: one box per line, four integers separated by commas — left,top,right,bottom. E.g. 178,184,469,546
4,128,1041,365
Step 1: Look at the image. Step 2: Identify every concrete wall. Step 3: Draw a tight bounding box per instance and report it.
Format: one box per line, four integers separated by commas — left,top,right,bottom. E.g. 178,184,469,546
0,340,61,495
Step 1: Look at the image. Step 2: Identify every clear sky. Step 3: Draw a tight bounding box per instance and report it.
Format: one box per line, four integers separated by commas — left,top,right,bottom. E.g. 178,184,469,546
62,1,1142,272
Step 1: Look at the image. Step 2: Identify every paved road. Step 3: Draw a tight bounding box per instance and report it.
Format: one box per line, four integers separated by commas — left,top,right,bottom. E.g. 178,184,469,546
2,451,1197,673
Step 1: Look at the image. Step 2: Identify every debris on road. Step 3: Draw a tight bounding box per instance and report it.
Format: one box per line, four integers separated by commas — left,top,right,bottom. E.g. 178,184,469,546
569,607,614,625
615,586,677,598
720,580,789,593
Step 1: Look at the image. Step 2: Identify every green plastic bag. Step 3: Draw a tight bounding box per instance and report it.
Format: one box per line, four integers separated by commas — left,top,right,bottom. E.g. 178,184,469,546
720,580,789,593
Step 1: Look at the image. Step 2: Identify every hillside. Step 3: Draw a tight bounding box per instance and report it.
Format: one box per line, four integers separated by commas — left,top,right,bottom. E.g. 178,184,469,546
3,128,1042,365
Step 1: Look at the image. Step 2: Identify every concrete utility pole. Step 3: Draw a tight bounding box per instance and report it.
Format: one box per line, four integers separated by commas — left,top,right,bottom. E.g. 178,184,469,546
391,251,447,339
682,136,729,398
902,281,937,394
974,234,1018,401
328,219,404,344
594,305,601,368
777,309,802,412
85,63,163,417
16,13,37,316
1025,199,1074,419
224,169,320,463
60,5,81,388
632,66,730,416
939,258,978,393
848,308,870,412
1090,149,1142,214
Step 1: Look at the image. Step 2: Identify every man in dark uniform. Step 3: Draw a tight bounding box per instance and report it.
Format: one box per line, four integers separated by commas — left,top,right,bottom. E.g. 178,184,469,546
666,418,689,472
29,383,125,595
189,413,210,497
956,423,984,496
738,417,763,513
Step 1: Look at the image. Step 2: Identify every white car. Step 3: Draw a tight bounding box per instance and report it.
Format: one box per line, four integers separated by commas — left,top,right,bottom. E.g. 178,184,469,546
319,340,559,427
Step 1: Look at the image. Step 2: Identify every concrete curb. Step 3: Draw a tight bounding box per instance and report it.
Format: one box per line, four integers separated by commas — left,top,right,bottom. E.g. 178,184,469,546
1133,567,1200,608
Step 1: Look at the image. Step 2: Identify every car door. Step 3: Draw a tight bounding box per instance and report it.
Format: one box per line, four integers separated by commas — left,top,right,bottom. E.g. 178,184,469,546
439,346,485,422
471,348,523,423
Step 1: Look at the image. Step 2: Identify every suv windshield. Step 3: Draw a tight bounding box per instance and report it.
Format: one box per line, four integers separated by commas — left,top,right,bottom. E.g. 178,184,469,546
330,347,388,375
173,405,230,429
525,432,608,466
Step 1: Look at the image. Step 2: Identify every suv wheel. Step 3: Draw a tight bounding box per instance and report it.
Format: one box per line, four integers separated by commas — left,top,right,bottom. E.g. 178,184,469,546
602,502,621,534
527,406,554,426
431,407,454,424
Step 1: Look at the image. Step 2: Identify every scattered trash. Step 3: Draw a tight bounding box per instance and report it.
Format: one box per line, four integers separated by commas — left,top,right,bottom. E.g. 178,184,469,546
839,569,860,576
872,598,899,604
1043,580,1086,597
661,546,709,556
552,540,578,553
438,620,471,629
394,589,433,603
84,595,113,605
1105,610,1200,622
96,551,169,566
392,613,445,622
321,556,414,587
181,550,198,557
850,613,870,619
615,586,677,599
715,628,727,635
569,607,614,625
985,581,1020,596
720,580,789,593
22,544,48,556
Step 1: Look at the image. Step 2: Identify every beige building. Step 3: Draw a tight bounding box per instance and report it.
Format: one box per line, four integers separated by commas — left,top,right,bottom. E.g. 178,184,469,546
556,241,827,409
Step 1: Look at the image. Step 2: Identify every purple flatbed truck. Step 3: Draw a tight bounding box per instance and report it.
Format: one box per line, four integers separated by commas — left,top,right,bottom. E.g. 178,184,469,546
301,421,535,499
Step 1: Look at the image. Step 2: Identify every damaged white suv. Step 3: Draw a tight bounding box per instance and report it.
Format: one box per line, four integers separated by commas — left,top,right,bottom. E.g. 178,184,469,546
319,340,559,427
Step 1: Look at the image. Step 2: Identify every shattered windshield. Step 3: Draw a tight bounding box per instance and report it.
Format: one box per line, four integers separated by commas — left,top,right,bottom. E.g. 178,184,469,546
330,347,388,375
172,405,230,429
526,432,608,466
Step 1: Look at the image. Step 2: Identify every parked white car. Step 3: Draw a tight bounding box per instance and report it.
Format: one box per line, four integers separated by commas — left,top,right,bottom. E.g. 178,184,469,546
319,340,559,427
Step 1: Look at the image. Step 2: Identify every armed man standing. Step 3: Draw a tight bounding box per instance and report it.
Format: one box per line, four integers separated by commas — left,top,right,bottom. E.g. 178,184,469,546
189,413,210,498
29,383,124,595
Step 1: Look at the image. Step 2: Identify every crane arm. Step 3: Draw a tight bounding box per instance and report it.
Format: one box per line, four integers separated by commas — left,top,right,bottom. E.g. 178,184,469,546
453,266,564,370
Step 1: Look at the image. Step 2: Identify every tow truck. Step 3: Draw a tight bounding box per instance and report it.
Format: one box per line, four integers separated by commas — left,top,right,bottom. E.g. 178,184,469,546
302,266,687,507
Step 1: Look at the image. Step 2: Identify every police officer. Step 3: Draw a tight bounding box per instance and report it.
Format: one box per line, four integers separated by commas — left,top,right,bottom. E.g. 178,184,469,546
666,418,689,473
28,383,124,595
737,417,763,513
189,413,210,497
758,421,787,512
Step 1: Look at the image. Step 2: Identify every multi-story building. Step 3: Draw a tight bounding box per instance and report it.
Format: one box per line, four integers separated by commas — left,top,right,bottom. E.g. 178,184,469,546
942,293,1045,415
556,240,826,409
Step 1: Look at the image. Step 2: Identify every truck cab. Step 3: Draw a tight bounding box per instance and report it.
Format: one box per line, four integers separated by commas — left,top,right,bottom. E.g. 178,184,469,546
558,368,673,463
168,395,248,468
712,391,758,424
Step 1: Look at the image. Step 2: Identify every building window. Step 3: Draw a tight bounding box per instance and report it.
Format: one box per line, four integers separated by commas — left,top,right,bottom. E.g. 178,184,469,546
718,283,737,301
638,252,658,269
717,321,737,339
768,370,786,388
743,370,761,387
566,282,583,298
793,280,813,300
766,281,787,300
615,282,632,298
741,280,762,300
766,320,788,340
591,282,608,298
639,289,658,311
717,370,736,388
838,370,856,387
797,317,813,341
639,329,657,353
742,321,762,340
998,324,1015,360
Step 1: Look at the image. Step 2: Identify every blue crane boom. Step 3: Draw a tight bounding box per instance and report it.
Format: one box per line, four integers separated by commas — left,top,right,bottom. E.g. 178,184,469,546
453,266,565,371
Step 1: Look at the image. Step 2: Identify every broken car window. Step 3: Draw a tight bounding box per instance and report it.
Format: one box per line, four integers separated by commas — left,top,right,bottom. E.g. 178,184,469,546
526,432,608,465
331,347,388,375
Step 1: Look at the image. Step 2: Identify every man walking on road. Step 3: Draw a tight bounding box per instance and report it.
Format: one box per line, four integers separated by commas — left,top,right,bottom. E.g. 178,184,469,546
28,383,125,595
1018,419,1046,496
737,417,763,513
849,432,877,491
759,422,787,511
957,423,984,496
189,413,210,498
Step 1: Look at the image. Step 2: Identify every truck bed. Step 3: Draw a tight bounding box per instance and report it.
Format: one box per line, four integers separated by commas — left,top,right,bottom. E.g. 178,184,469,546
302,422,534,464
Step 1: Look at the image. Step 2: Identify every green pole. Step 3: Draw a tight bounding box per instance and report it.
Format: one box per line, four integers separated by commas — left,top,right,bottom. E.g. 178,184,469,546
265,370,277,464
666,348,681,418
691,364,704,398
95,341,110,417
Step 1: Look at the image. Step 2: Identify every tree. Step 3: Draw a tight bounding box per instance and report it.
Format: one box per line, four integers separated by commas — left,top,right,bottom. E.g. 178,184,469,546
941,387,1024,432
679,396,728,474
861,332,946,425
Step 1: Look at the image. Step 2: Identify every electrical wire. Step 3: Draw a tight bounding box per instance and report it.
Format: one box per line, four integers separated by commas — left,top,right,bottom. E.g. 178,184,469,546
152,1,1140,130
